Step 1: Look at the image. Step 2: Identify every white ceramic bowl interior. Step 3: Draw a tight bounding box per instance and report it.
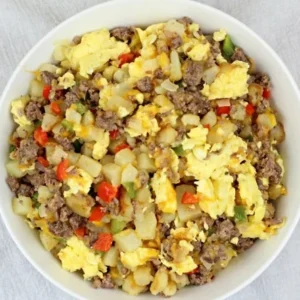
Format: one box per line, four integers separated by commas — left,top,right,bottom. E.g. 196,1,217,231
1,0,300,299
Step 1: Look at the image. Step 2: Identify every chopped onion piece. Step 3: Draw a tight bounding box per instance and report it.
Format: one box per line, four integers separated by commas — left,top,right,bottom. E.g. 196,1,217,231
161,79,178,92
216,98,231,107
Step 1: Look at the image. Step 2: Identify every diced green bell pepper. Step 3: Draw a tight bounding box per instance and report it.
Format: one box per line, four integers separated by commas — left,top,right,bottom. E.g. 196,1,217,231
172,145,185,156
61,119,74,132
234,206,247,222
222,35,236,61
76,103,87,115
122,182,136,199
111,219,127,234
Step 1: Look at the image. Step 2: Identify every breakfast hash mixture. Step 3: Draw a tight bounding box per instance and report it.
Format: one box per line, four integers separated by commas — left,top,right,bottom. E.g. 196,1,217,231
6,17,286,296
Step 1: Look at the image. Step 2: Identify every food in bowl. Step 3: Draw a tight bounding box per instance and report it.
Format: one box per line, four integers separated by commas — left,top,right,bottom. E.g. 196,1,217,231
6,17,286,296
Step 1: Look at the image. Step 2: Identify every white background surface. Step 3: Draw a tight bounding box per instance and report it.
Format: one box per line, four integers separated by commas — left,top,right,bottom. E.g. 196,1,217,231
0,0,300,299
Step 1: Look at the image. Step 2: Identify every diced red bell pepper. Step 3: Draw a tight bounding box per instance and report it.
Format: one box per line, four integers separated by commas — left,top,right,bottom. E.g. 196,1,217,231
34,127,49,146
55,89,64,98
43,85,51,100
203,124,211,130
37,156,49,167
246,103,255,116
187,267,199,275
97,181,118,203
118,52,135,67
50,101,61,115
93,233,113,252
263,88,271,100
216,106,231,116
75,227,86,238
181,192,199,204
114,143,131,154
56,159,69,181
89,206,106,222
109,129,119,140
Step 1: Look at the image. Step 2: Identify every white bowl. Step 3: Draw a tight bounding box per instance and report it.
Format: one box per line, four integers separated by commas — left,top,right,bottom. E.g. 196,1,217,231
1,0,300,299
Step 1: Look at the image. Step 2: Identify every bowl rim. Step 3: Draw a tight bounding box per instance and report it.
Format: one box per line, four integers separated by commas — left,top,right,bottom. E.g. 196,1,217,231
1,0,300,299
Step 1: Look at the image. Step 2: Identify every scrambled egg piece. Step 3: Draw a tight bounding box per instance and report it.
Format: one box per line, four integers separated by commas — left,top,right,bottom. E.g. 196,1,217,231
238,173,265,216
171,222,199,241
182,36,211,62
99,84,135,118
64,29,130,78
185,134,247,180
58,236,106,279
154,148,179,183
197,170,235,219
125,104,160,137
58,71,76,89
120,248,159,270
64,168,93,197
93,131,109,160
213,29,227,42
182,125,208,150
11,96,31,127
151,169,177,214
216,53,228,64
201,61,249,100
128,56,159,81
160,255,197,275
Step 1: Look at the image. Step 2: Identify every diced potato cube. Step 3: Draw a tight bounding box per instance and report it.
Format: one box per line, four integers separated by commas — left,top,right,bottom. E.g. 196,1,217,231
103,65,118,81
156,127,178,145
137,153,156,173
122,274,146,296
201,110,217,128
159,213,176,224
12,196,33,215
103,163,122,186
115,148,136,166
39,63,58,74
76,155,102,178
170,273,189,289
67,151,81,166
119,188,134,221
6,160,27,178
82,110,95,126
29,79,44,97
248,83,263,105
135,211,157,240
176,185,202,222
39,231,58,251
81,142,94,157
163,281,177,297
53,43,67,61
16,125,35,138
37,186,53,204
66,107,82,124
121,164,138,184
52,123,64,136
101,155,115,165
42,113,60,132
256,112,277,132
106,95,135,118
135,186,152,203
203,65,220,84
114,229,142,252
65,194,94,217
103,246,118,267
150,267,169,296
133,266,153,286
181,114,200,127
47,145,68,165
207,120,237,144
170,50,182,82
